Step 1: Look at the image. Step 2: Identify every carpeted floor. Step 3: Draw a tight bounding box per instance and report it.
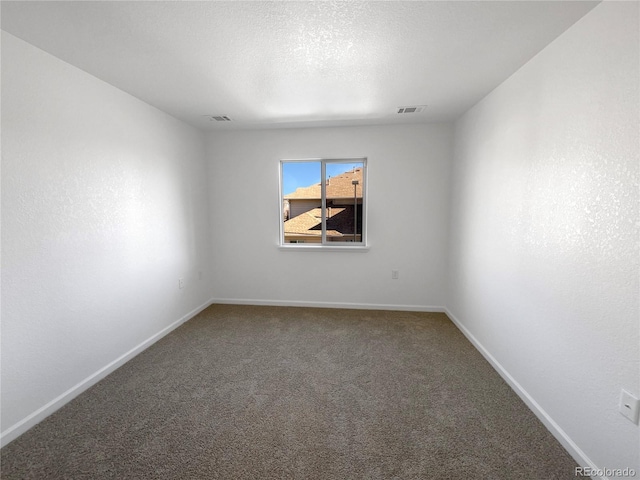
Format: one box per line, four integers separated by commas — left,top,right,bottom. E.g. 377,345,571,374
1,304,579,479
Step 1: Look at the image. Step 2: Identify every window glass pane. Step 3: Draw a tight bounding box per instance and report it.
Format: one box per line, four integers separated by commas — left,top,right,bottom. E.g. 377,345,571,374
282,161,322,244
281,159,365,246
325,161,364,243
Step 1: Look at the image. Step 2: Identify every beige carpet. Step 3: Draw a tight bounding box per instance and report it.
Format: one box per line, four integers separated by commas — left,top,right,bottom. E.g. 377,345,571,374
1,304,579,479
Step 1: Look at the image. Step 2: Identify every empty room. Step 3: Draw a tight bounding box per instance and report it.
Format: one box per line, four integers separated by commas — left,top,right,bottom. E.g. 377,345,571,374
1,1,638,478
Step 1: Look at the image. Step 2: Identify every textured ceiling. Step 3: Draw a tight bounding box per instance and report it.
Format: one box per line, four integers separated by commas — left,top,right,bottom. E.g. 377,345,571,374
1,1,599,130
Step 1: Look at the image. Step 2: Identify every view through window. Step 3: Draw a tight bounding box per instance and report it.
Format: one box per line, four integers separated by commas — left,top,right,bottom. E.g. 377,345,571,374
281,159,366,245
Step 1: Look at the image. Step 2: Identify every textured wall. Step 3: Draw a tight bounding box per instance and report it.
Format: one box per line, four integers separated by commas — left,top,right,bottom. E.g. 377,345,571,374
207,124,452,310
448,2,639,471
1,33,212,440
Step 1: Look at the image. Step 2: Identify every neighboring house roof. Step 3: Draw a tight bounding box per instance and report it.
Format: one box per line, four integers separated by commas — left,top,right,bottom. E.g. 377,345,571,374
284,206,361,237
284,167,363,200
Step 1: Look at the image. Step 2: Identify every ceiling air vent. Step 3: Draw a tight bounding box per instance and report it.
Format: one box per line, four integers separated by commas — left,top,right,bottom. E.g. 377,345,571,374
204,115,232,122
397,105,426,114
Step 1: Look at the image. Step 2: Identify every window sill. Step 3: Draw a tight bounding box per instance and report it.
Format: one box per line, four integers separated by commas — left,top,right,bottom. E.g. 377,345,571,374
278,244,370,252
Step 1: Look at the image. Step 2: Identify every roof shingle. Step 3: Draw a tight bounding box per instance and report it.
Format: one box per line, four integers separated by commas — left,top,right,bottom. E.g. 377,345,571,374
284,206,362,237
284,167,363,200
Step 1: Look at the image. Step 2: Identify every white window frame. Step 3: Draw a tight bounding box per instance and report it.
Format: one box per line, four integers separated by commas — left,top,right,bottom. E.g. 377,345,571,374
279,158,369,251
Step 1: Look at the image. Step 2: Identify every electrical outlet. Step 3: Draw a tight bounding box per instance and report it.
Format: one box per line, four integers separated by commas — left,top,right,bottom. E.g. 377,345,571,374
198,271,203,280
391,270,399,280
178,278,184,289
619,390,639,424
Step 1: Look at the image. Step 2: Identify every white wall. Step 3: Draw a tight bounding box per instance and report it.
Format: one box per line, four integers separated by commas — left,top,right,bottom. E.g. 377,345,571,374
448,2,639,472
1,33,213,444
207,124,452,310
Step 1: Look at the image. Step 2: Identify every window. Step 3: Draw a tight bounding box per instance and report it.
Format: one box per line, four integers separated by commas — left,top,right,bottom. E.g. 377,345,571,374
280,158,366,247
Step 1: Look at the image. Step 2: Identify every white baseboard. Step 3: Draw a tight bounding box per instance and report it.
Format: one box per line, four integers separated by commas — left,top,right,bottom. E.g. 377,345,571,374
210,297,446,313
0,298,215,448
444,308,606,480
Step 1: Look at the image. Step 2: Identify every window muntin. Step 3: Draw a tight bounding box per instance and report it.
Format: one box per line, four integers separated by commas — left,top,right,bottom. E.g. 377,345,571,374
281,158,366,246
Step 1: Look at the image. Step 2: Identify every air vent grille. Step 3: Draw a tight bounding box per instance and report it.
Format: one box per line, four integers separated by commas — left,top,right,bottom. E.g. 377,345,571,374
397,106,426,114
204,115,232,122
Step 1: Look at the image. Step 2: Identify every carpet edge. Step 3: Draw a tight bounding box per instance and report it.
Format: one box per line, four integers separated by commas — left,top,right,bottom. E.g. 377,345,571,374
444,307,606,480
210,298,446,312
0,297,215,448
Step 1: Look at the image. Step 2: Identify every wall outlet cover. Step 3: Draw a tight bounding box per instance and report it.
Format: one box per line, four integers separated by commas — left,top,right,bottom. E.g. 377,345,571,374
619,390,639,424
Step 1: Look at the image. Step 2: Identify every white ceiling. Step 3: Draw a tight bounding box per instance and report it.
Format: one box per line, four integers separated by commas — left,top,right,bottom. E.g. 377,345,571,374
1,1,599,130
